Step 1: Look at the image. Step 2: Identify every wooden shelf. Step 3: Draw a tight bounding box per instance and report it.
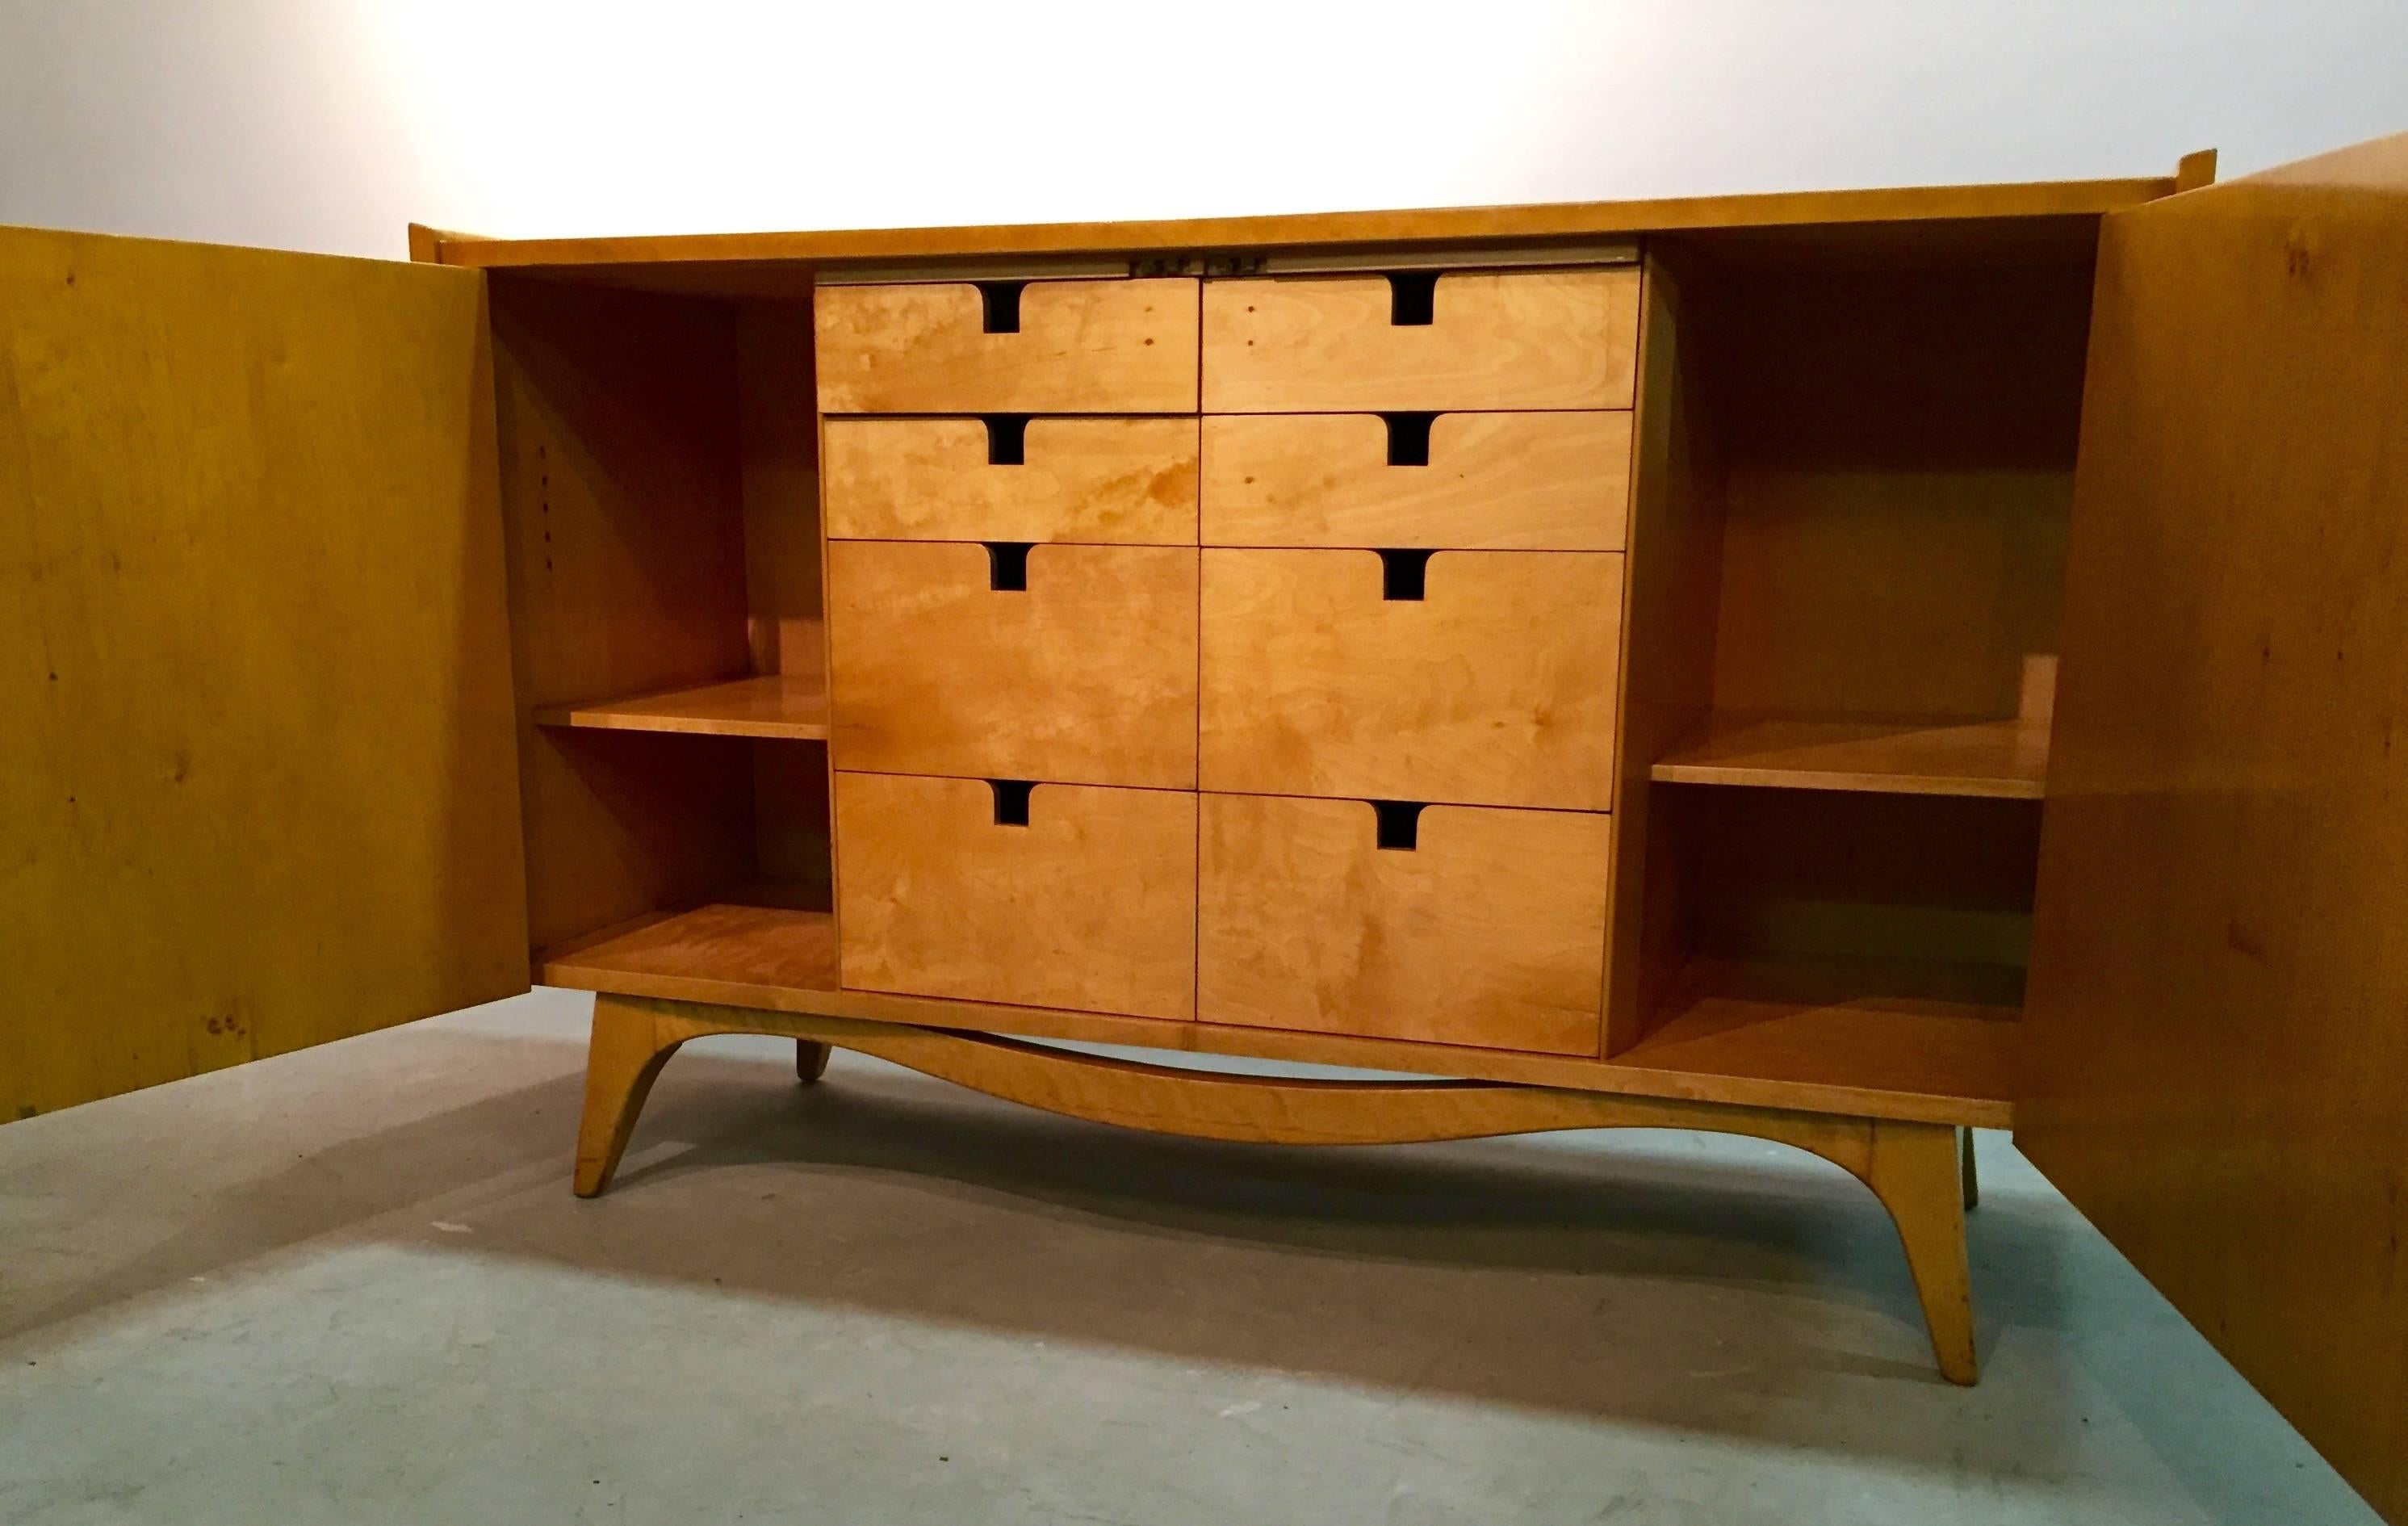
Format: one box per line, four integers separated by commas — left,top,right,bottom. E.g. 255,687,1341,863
1651,714,2049,799
1614,959,2019,1124
542,911,2011,1126
541,893,839,996
533,674,829,741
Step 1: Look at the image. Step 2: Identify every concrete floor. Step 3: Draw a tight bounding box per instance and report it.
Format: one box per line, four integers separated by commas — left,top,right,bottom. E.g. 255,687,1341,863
0,990,2377,1526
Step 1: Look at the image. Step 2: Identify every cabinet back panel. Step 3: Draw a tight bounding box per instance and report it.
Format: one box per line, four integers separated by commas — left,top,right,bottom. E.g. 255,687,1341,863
1655,787,2042,1017
1699,261,2092,722
492,278,755,947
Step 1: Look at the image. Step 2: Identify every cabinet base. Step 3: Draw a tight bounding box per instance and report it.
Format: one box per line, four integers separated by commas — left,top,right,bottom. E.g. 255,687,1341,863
572,993,1978,1384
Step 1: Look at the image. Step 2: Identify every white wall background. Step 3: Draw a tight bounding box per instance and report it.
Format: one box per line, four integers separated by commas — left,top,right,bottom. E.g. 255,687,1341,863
2,0,2404,259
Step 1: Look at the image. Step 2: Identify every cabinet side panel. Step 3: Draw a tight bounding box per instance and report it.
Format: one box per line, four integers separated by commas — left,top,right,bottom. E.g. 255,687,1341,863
491,279,756,949
2022,136,2408,1524
739,298,831,902
0,228,528,1117
1603,249,1726,1052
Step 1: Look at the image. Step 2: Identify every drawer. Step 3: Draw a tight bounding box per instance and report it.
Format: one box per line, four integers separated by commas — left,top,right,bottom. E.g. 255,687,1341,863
1201,267,1638,413
825,417,1197,544
829,540,1197,788
1200,412,1630,550
816,278,1199,413
1200,549,1621,809
836,772,1196,1019
1198,794,1609,1054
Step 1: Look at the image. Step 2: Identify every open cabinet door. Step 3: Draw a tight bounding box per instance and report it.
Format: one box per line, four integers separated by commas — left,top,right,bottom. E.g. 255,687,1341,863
1,226,530,1121
2022,136,2408,1523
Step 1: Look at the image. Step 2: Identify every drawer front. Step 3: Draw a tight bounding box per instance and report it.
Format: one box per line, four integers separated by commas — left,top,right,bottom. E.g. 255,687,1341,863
816,278,1200,413
1201,268,1639,413
825,417,1198,544
1199,794,1609,1054
837,772,1196,1019
1200,549,1621,809
829,540,1198,788
1200,412,1630,550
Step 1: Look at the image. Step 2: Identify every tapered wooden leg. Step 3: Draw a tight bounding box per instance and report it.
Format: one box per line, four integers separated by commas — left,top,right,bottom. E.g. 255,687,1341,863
573,996,685,1198
1859,1117,1978,1384
797,1040,831,1084
1959,1126,1979,1210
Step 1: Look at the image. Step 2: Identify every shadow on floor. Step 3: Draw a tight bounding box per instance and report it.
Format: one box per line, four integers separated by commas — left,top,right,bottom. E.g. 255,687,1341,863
4,1026,2112,1488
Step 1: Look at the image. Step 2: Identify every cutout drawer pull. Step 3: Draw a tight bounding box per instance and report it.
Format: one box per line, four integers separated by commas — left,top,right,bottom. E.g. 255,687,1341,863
982,414,1029,465
1378,547,1435,601
1387,271,1439,326
1370,799,1428,850
988,778,1036,826
986,541,1033,590
1380,411,1437,467
977,280,1027,333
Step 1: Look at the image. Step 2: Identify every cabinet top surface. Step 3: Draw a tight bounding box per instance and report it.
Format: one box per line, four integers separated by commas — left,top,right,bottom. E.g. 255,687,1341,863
423,171,2180,283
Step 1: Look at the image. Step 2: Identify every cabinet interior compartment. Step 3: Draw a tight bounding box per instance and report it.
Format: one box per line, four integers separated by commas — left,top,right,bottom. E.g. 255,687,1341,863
489,274,833,978
1605,221,2096,1109
1616,784,2033,1114
1675,221,2096,750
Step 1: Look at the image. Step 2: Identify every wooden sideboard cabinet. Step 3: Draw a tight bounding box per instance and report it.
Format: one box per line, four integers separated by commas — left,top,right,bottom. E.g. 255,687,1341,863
7,135,2407,1521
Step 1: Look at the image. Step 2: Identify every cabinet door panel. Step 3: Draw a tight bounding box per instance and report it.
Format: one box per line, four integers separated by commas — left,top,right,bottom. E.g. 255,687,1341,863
0,227,527,1121
2021,134,2408,1524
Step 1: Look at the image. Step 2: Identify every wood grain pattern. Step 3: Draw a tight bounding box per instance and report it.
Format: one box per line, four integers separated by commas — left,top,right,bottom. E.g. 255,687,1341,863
1200,412,1630,550
1198,795,1610,1055
1200,549,1621,809
538,902,2007,1126
572,993,1978,1379
1203,269,1639,412
815,279,1198,413
534,674,828,740
1652,715,2049,799
0,225,528,1121
2020,132,2408,1524
827,539,1198,788
834,772,1197,1019
433,173,2177,279
824,417,1197,543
